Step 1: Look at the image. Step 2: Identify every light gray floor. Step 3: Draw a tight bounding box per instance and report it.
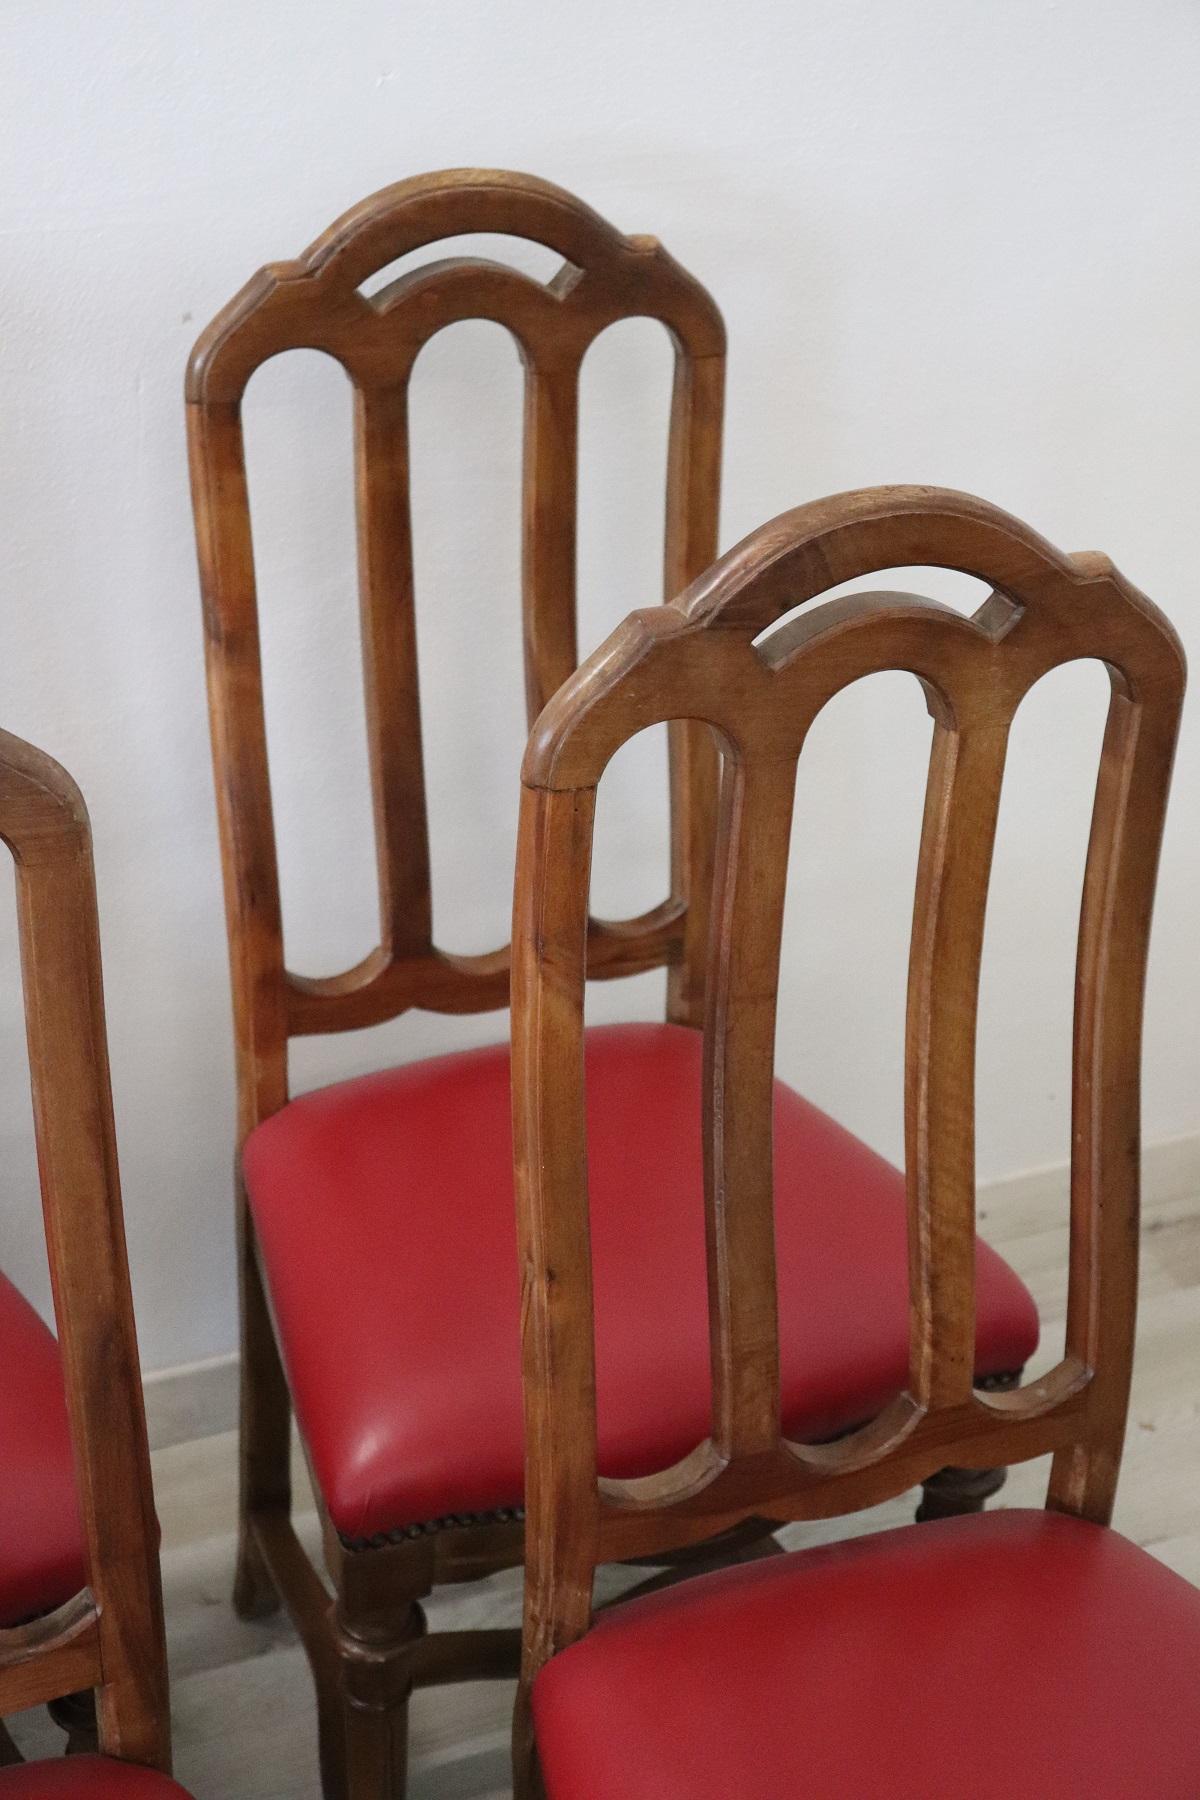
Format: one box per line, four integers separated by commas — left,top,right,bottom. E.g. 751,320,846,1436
8,1178,1200,1796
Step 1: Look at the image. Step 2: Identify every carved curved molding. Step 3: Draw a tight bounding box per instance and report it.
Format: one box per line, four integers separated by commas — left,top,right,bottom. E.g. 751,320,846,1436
187,166,724,403
286,901,685,1033
0,726,90,863
593,1357,1093,1560
189,168,725,1058
0,1590,101,1715
523,485,1185,791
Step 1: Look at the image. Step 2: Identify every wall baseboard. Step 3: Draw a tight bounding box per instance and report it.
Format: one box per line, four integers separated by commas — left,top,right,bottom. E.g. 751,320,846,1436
143,1350,239,1451
142,1131,1200,1451
976,1130,1200,1240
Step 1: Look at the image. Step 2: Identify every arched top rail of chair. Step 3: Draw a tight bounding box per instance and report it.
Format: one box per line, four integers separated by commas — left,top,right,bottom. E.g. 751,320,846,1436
523,485,1186,788
186,167,726,402
0,728,91,861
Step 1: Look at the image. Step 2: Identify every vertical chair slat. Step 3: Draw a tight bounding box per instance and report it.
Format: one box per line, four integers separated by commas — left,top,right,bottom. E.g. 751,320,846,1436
905,715,1010,1411
521,353,581,727
354,377,433,959
665,350,725,1028
186,400,289,1131
512,783,602,1675
704,754,797,1459
1051,683,1183,1522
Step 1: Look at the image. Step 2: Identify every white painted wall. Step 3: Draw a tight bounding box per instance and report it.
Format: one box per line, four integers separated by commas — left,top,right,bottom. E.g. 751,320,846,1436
0,0,1197,1371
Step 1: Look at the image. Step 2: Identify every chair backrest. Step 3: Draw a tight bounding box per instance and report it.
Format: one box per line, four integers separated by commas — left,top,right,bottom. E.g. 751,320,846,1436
511,486,1186,1678
187,168,725,1139
0,733,169,1769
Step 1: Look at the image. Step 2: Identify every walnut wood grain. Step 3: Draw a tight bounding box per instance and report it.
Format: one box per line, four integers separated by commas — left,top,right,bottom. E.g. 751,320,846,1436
906,716,1008,1411
702,756,795,1458
511,486,1185,1731
0,732,171,1773
188,168,724,1087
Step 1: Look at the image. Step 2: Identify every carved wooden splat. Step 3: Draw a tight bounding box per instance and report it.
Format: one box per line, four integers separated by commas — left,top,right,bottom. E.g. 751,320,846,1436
512,484,1186,1672
187,169,726,1115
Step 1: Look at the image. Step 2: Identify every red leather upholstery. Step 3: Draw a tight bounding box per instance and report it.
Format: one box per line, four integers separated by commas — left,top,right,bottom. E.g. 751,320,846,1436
534,1510,1200,1799
0,1272,84,1625
245,1023,1038,1541
0,1761,192,1797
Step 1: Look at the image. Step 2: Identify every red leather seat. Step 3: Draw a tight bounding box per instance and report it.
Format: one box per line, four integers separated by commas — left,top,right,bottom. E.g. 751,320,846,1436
0,1761,192,1797
0,1273,84,1625
245,1023,1038,1543
533,1509,1200,1798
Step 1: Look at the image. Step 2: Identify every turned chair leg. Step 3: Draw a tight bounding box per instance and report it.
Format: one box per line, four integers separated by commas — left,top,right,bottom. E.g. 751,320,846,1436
0,1719,22,1766
46,1689,98,1754
233,1181,290,1621
334,1587,427,1800
916,1370,1021,1523
916,1462,1008,1521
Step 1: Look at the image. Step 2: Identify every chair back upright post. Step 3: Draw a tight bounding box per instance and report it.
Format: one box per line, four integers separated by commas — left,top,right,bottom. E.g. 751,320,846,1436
186,168,726,1154
511,486,1187,1688
0,731,169,1770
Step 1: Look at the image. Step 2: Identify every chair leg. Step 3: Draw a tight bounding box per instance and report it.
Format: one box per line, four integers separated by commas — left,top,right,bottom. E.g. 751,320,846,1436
0,1719,22,1766
917,1370,1022,1522
606,1521,785,1609
916,1461,1007,1521
623,1514,782,1574
335,1586,426,1800
512,1682,546,1800
46,1689,98,1754
233,1182,290,1621
316,1671,349,1800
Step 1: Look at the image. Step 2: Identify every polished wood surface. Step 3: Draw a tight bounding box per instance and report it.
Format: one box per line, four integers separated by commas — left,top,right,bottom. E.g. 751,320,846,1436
188,166,724,1074
0,731,171,1771
188,167,725,1799
511,487,1186,1731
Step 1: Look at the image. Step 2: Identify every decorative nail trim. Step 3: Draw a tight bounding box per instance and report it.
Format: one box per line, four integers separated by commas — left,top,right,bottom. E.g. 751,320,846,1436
340,1505,525,1553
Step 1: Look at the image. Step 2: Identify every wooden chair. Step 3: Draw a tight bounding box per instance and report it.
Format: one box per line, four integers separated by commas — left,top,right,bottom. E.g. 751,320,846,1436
0,730,193,1796
514,486,1194,1798
186,173,1038,1798
0,1274,88,1766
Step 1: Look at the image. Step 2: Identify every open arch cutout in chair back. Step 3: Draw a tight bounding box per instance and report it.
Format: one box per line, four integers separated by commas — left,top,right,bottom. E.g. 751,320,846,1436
512,485,1186,1673
187,169,726,1134
0,733,169,1769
